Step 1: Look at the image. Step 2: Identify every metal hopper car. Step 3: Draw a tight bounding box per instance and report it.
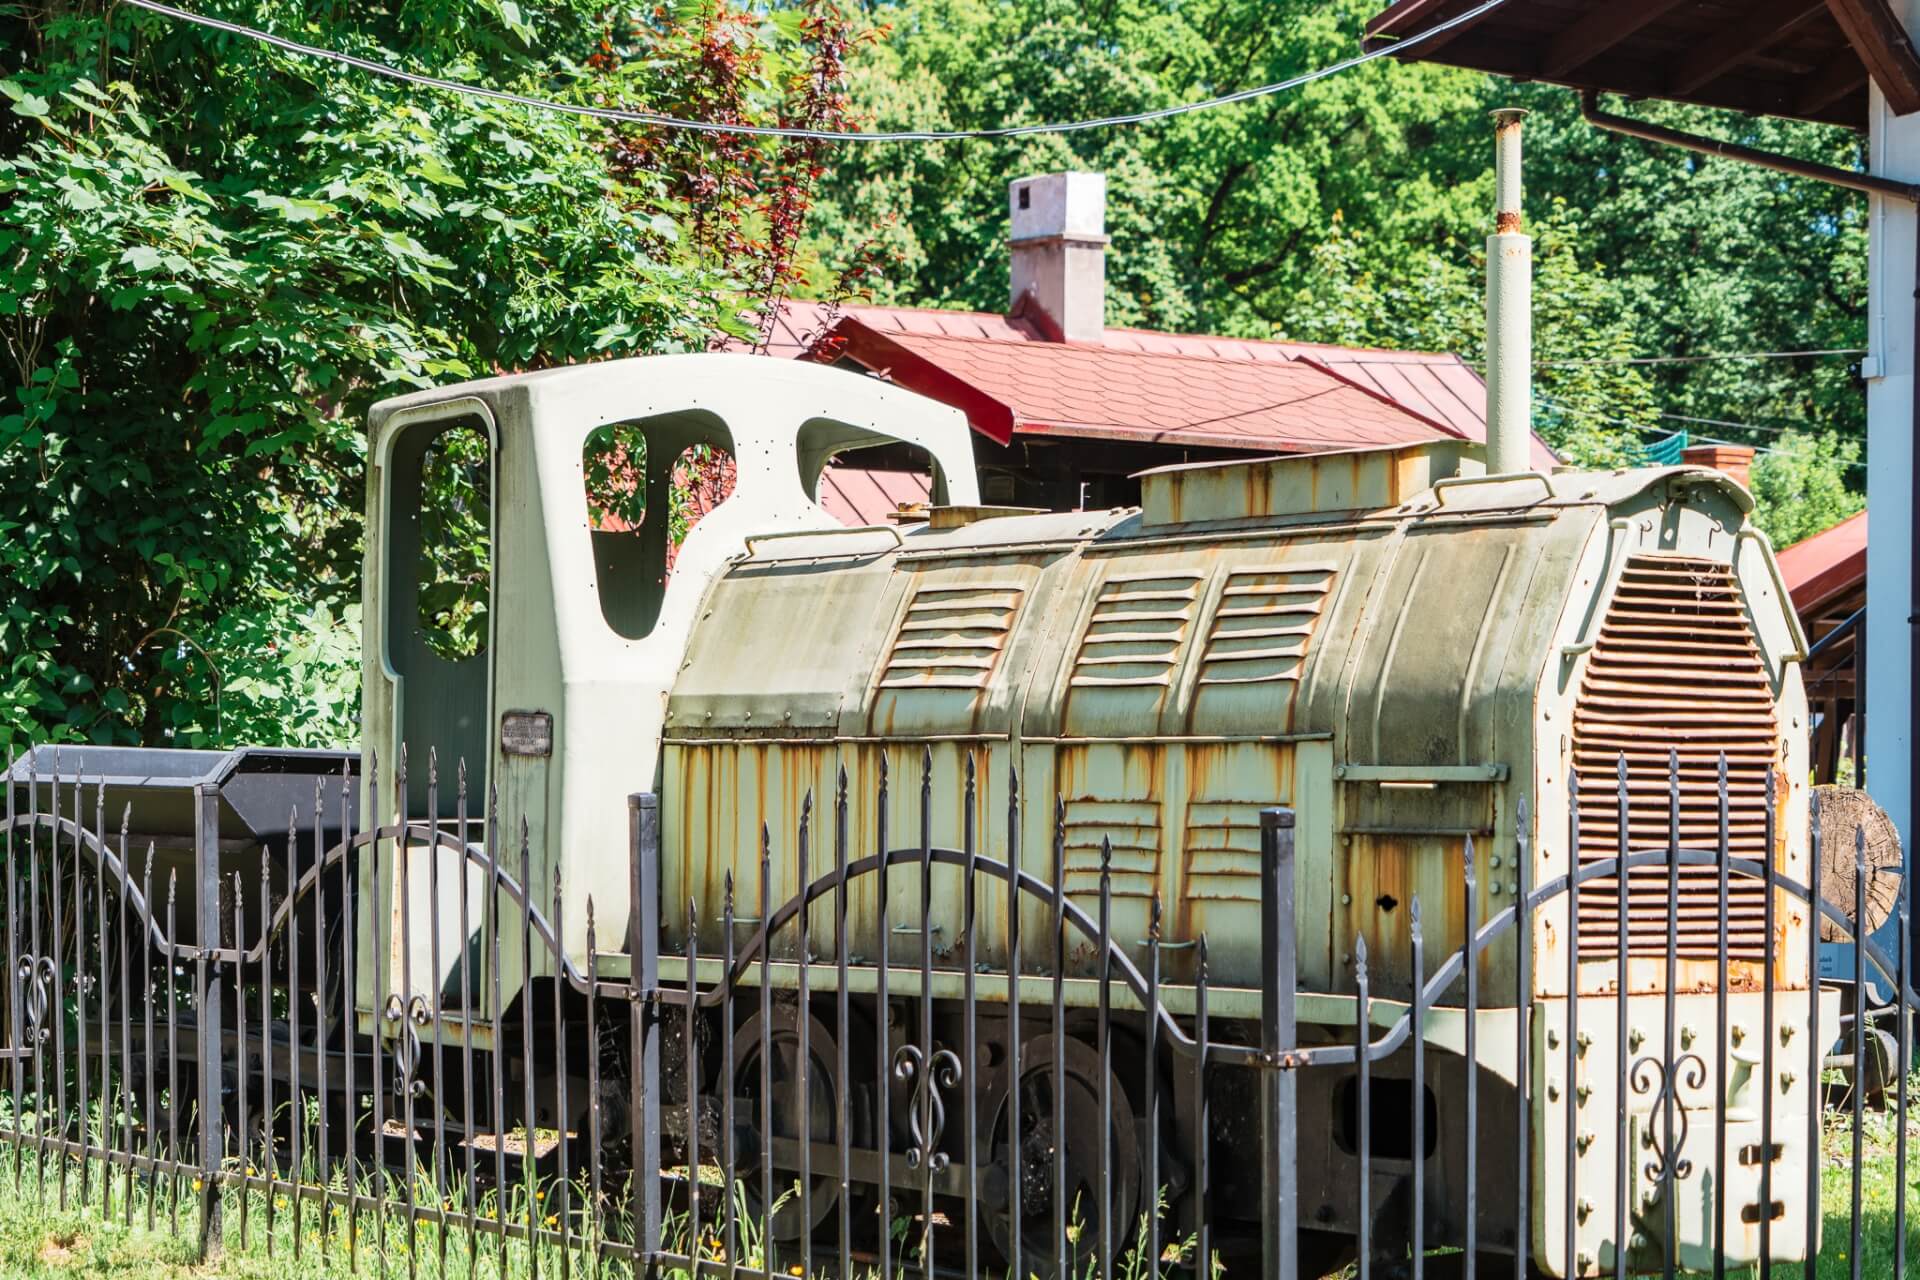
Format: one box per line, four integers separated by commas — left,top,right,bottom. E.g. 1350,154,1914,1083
5,353,1820,1276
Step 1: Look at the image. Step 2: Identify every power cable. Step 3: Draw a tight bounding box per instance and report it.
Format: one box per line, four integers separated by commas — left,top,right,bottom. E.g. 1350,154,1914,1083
1534,395,1869,470
117,0,1506,142
1529,348,1865,367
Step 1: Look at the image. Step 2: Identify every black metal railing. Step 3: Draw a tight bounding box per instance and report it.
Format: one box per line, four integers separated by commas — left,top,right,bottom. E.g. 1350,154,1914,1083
0,744,1914,1278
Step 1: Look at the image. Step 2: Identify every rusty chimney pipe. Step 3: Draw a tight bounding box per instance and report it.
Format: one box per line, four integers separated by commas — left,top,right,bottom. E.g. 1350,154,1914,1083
1485,108,1531,475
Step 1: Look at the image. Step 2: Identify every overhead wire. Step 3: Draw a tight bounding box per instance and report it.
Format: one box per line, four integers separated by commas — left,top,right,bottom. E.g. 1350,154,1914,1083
114,0,1870,472
1533,395,1868,470
116,0,1508,142
1530,348,1865,367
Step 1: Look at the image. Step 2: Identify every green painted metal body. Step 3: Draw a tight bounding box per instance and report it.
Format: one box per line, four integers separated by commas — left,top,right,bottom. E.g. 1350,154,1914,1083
661,447,1810,1008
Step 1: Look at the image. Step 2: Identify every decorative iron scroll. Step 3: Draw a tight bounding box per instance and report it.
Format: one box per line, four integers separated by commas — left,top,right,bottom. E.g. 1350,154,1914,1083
893,1043,961,1173
385,993,431,1099
14,956,54,1046
1630,1051,1706,1183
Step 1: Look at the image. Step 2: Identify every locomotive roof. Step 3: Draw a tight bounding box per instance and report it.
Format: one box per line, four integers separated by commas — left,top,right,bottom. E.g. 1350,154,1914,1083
732,463,1756,566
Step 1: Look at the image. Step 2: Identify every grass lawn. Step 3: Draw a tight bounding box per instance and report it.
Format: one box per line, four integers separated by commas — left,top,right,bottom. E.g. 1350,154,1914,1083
0,1098,1911,1280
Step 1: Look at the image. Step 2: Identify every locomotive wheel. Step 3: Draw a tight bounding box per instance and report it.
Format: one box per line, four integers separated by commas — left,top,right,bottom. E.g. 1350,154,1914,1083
982,1033,1141,1277
731,1006,867,1242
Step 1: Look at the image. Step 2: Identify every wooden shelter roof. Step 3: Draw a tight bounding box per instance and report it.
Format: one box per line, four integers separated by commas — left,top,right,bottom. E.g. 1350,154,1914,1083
1365,0,1920,129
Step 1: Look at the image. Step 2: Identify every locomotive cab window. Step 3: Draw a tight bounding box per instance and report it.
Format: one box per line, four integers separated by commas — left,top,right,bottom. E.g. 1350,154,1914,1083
796,415,953,518
583,412,736,640
384,414,494,813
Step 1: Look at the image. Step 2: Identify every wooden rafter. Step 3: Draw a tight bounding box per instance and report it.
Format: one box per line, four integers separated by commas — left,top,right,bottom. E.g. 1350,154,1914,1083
1667,0,1826,96
1797,44,1873,114
1826,0,1920,115
1540,0,1684,80
1362,0,1500,56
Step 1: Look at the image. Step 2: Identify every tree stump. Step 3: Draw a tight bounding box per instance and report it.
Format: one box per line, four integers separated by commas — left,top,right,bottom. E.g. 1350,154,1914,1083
1813,785,1903,941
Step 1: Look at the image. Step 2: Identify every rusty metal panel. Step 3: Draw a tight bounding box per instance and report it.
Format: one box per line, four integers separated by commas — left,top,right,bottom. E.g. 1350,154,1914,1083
666,552,901,736
1177,741,1316,985
1569,553,1779,983
1047,743,1167,976
1137,438,1479,527
859,556,1052,739
1060,572,1206,737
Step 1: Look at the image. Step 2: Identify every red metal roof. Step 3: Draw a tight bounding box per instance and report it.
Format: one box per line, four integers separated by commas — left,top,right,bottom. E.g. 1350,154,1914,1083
829,319,1454,452
1778,509,1868,613
745,299,1557,466
815,463,931,526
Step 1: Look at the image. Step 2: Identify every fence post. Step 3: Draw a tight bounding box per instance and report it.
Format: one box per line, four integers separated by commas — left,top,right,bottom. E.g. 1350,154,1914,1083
628,793,661,1268
194,782,224,1258
1260,807,1298,1280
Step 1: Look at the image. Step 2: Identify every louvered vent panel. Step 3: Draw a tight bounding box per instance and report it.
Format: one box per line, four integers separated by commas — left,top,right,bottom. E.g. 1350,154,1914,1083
1571,555,1778,961
1198,565,1336,687
1069,575,1204,689
1062,799,1160,899
878,583,1024,690
1184,802,1267,902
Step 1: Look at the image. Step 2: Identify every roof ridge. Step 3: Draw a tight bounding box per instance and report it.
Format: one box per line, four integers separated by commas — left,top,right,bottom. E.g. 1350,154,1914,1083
859,325,1432,374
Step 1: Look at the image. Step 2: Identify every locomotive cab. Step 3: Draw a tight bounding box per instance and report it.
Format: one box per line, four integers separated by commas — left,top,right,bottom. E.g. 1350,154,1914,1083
359,354,981,987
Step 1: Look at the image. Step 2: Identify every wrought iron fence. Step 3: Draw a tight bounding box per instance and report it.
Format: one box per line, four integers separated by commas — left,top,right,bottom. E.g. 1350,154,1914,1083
0,744,1914,1279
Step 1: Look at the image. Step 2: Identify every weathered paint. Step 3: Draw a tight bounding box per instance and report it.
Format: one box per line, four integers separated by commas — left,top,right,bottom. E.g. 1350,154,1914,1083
663,445,1810,1018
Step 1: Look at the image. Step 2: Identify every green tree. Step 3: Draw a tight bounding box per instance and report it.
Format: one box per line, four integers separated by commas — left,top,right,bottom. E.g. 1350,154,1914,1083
0,5,749,751
811,0,1870,492
1748,430,1866,549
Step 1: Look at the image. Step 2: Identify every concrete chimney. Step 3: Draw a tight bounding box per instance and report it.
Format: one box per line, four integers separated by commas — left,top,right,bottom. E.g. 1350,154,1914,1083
1681,442,1756,490
1009,172,1108,343
1484,109,1532,475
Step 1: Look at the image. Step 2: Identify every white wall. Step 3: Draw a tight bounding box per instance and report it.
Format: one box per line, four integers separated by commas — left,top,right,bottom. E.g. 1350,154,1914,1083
1866,51,1919,853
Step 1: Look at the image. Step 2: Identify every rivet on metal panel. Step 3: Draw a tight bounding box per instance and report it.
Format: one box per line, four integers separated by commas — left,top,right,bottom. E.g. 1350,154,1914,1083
1508,882,1518,896
1491,856,1502,870
1491,883,1503,896
1340,894,1352,906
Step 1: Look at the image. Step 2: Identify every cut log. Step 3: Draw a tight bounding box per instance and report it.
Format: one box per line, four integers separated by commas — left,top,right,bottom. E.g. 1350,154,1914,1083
1813,785,1903,941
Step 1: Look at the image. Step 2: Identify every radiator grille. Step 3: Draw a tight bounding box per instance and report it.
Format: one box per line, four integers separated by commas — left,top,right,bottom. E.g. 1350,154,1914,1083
1570,555,1779,961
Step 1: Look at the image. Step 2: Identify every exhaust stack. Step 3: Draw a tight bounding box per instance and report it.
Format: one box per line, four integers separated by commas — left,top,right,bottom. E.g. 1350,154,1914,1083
1485,108,1531,475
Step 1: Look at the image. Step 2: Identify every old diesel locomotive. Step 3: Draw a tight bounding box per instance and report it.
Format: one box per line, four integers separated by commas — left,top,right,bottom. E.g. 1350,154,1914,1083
357,350,1814,1272
6,354,1817,1276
